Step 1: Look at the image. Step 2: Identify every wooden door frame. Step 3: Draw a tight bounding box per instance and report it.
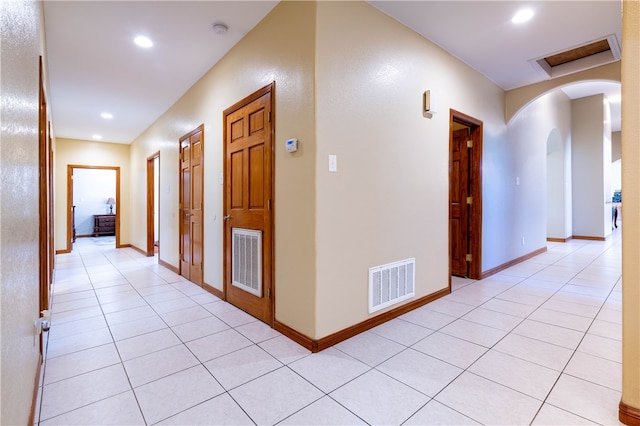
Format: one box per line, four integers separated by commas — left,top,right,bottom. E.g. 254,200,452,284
223,82,275,326
66,165,121,252
146,152,160,257
449,109,483,279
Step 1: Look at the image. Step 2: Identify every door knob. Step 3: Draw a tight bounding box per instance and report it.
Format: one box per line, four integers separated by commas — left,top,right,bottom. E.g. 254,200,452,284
223,215,231,221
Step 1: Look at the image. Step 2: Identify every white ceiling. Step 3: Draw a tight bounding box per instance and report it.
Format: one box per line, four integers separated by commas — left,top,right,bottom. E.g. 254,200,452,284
43,1,622,144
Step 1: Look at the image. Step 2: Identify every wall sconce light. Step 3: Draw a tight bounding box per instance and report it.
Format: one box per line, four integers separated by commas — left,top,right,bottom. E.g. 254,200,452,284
107,197,115,214
423,90,437,118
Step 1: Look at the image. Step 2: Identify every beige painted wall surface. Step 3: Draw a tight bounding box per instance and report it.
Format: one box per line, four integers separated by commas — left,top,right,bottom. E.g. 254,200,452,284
314,1,506,337
54,138,131,252
621,0,640,414
128,1,317,336
0,1,44,424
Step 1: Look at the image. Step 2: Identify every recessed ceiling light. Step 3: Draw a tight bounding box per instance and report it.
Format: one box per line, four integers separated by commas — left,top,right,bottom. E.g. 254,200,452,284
101,112,113,119
134,35,153,48
512,9,534,24
92,134,103,140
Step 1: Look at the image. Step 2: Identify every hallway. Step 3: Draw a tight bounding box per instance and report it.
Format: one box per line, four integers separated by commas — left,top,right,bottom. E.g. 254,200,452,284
35,234,622,425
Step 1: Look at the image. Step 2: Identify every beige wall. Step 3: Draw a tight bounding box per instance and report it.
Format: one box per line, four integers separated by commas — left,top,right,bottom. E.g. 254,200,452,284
621,0,640,417
54,139,131,252
128,1,318,336
0,1,45,424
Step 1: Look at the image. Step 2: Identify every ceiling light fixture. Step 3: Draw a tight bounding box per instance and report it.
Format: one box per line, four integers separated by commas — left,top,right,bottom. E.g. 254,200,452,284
92,134,103,140
512,9,534,24
134,35,153,48
212,23,228,35
101,112,113,119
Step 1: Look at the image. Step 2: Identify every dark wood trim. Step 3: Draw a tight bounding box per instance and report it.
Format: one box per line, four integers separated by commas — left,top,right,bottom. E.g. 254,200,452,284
67,165,121,252
203,282,224,300
620,400,640,425
547,236,572,242
275,287,451,353
146,152,159,257
128,244,147,256
572,235,606,241
480,246,548,279
28,353,43,426
55,249,70,255
450,109,483,280
159,259,179,274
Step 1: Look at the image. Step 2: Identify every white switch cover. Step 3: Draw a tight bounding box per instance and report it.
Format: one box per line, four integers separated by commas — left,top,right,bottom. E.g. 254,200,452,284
516,177,520,186
328,155,337,172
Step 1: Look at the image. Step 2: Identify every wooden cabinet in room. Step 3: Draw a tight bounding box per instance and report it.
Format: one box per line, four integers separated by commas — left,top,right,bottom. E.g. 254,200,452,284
93,214,115,236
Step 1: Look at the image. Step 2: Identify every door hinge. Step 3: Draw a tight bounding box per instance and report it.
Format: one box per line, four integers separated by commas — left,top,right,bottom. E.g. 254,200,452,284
267,288,271,299
268,199,271,210
466,254,472,262
467,140,473,148
268,111,271,122
466,196,473,205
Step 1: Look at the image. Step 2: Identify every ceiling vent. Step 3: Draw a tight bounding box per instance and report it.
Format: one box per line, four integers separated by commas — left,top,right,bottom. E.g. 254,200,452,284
530,34,620,80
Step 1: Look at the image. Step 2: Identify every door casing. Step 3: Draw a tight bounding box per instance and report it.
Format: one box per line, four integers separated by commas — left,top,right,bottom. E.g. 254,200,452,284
449,109,483,279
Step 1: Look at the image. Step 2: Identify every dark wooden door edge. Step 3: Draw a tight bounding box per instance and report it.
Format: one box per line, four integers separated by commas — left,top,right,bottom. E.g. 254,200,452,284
28,353,43,426
275,287,451,353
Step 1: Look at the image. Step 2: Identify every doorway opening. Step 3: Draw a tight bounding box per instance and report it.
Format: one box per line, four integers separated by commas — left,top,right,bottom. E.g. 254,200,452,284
147,152,160,257
66,165,121,252
449,110,483,280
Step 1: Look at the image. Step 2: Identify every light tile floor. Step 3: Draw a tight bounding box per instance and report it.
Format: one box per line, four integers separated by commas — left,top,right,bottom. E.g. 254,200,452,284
36,232,623,425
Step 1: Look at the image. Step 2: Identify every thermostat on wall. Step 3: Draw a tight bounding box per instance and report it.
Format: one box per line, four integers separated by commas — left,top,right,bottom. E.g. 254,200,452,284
285,138,298,153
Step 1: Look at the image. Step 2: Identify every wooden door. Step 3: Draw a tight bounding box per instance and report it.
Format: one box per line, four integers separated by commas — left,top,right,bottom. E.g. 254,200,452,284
450,128,470,277
179,126,204,286
223,84,274,326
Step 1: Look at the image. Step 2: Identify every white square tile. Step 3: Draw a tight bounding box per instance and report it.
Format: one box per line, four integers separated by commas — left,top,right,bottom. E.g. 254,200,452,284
279,396,367,425
40,391,144,426
577,333,621,362
334,331,404,366
100,296,148,315
288,347,370,393
134,365,224,425
204,344,283,390
423,298,476,317
123,344,200,387
171,315,229,342
541,299,600,318
50,306,103,325
589,319,621,340
377,348,462,397
564,351,621,391
47,315,107,341
115,328,182,361
230,367,324,425
142,289,186,304
405,400,480,425
369,318,434,346
493,333,573,371
546,374,621,425
412,331,487,369
44,343,120,385
159,305,212,327
329,369,429,425
512,319,584,349
259,335,311,364
434,372,541,425
462,307,523,331
50,296,99,314
40,364,131,421
235,320,282,343
399,307,457,330
439,319,507,347
157,393,253,425
149,296,198,314
532,403,596,425
104,305,158,327
109,314,167,341
186,329,253,363
468,350,560,400
46,327,114,359
190,292,222,305
528,308,592,332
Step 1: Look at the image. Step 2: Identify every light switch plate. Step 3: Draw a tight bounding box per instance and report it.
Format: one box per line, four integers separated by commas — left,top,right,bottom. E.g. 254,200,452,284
329,155,337,172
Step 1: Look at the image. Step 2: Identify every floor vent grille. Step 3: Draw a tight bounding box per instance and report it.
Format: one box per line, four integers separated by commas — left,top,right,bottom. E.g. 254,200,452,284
232,228,262,297
369,258,415,313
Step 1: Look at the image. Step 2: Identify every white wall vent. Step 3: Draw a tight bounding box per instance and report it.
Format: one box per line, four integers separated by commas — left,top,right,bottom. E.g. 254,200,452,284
369,258,415,313
232,228,262,297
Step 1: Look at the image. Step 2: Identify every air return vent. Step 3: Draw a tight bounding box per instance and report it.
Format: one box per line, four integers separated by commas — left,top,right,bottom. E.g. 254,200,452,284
369,258,415,313
232,228,262,297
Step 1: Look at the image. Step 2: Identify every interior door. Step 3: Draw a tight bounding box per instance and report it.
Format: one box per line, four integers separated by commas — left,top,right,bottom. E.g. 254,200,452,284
179,126,204,286
450,127,470,277
224,84,274,325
